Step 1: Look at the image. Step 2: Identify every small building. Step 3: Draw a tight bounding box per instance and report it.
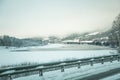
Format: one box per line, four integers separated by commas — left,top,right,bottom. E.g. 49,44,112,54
62,39,80,44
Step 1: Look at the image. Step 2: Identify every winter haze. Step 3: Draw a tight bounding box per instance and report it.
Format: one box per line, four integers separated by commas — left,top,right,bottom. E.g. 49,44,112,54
0,0,120,38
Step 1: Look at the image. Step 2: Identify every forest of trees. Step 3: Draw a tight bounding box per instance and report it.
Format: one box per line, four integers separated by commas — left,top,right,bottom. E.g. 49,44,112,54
0,35,23,47
61,13,120,52
0,35,48,47
109,14,120,52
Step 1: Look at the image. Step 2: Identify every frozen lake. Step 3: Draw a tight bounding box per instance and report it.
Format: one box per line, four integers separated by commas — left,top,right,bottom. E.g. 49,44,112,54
0,44,116,66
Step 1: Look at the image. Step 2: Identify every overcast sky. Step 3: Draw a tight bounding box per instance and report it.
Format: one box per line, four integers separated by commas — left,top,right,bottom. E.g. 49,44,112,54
0,0,120,38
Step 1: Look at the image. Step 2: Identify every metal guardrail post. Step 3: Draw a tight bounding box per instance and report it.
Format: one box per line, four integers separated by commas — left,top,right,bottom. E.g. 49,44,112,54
77,61,81,69
61,66,64,72
117,56,120,61
101,58,104,64
110,56,113,63
90,59,94,66
90,61,93,66
78,63,81,69
39,70,43,76
9,75,12,80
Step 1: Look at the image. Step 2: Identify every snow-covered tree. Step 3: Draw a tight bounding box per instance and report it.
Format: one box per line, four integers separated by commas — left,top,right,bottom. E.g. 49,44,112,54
109,14,120,52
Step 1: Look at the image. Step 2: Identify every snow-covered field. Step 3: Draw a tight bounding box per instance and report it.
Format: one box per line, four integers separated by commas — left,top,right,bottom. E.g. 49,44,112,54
0,44,116,66
0,44,119,80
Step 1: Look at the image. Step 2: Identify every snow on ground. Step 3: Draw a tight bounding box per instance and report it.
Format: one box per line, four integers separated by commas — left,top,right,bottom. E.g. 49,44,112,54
0,44,116,66
13,61,120,80
63,44,111,50
10,44,112,51
38,43,65,48
14,43,65,50
101,73,120,80
0,49,116,66
0,44,119,79
101,74,120,80
25,43,65,50
87,32,100,36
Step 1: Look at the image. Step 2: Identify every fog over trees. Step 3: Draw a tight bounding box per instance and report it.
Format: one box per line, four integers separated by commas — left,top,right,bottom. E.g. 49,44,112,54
0,36,48,47
0,13,120,52
109,14,120,52
0,35,23,47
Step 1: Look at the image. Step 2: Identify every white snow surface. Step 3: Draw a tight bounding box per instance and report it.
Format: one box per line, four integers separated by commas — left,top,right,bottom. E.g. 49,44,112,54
101,73,120,80
30,43,65,49
0,44,116,66
0,44,119,80
87,32,100,36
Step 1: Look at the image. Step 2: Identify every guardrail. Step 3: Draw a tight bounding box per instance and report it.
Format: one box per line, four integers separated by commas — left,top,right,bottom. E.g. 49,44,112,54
0,54,120,80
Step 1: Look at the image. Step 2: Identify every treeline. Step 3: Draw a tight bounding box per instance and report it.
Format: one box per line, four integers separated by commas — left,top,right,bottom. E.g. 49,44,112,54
109,13,120,52
0,35,23,47
0,35,48,47
61,13,120,51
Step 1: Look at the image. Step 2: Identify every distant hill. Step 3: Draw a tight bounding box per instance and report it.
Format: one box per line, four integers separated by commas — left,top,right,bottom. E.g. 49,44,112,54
62,30,111,41
0,35,48,47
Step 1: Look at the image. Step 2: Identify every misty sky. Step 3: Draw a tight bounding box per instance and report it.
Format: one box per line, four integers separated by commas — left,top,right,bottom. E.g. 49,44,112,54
0,0,120,38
